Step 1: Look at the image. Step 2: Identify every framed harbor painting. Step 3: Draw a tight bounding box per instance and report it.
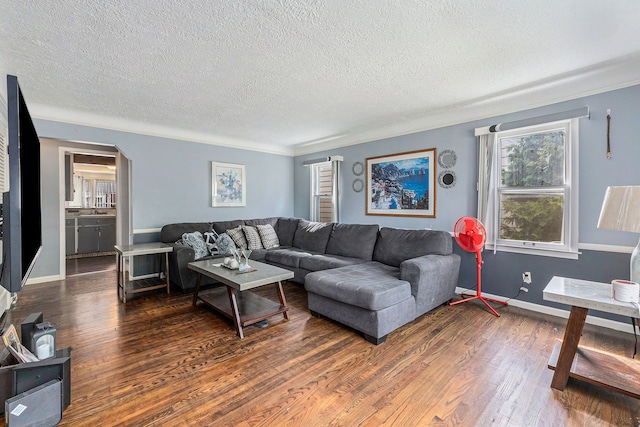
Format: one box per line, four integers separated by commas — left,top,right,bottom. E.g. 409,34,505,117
212,162,246,207
366,149,436,218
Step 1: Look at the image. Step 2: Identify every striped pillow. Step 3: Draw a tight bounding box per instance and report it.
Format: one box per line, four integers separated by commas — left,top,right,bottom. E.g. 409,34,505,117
242,225,264,250
226,226,248,249
256,224,280,249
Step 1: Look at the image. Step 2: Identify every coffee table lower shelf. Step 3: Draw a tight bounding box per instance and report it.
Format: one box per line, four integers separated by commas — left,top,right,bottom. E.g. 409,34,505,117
196,286,289,330
547,341,640,399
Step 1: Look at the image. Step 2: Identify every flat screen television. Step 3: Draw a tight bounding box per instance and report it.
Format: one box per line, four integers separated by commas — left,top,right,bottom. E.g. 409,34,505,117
1,74,43,293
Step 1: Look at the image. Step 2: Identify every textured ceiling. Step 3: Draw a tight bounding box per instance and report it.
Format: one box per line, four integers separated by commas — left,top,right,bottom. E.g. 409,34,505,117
2,1,640,155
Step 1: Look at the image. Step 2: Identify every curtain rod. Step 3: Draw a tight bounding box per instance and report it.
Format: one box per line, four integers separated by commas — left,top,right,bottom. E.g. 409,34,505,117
475,107,590,136
302,155,344,166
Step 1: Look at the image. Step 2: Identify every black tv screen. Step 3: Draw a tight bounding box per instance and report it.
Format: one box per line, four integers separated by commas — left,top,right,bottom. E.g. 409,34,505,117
1,74,43,293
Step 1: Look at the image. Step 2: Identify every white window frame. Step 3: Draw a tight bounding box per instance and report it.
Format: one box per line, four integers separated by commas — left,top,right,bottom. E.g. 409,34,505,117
478,119,579,259
310,161,333,222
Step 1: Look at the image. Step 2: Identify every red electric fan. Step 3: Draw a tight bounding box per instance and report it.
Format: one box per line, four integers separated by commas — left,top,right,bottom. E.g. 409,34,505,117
449,216,507,317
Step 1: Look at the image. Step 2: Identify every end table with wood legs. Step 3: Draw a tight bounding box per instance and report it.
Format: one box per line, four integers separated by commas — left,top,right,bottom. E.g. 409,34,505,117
543,276,640,399
114,243,173,303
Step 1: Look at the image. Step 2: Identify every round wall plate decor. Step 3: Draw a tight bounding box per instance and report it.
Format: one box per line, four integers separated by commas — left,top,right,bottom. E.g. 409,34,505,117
438,170,456,189
352,161,364,176
438,150,457,168
352,178,364,192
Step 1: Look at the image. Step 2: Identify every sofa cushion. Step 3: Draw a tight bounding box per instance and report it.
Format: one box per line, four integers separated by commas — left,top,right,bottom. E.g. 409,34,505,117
299,254,368,272
373,228,453,267
265,247,315,269
304,262,412,311
325,223,379,260
211,220,244,235
242,225,264,250
256,224,280,249
244,217,279,228
226,226,248,249
248,248,269,261
293,220,333,253
160,222,212,243
275,218,300,247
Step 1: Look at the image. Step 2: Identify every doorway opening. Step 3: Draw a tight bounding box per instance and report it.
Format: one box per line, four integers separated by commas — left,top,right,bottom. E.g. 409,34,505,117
65,152,117,276
57,142,131,280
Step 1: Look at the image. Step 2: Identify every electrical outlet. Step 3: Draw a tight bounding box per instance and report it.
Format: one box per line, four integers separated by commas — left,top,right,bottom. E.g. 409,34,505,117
522,272,532,284
520,286,529,292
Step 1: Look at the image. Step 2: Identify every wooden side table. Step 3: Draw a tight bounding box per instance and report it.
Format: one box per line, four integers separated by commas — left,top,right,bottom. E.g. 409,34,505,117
114,243,173,303
543,276,640,398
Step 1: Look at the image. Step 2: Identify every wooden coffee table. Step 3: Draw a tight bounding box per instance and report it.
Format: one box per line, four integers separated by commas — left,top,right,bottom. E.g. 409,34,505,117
188,258,294,338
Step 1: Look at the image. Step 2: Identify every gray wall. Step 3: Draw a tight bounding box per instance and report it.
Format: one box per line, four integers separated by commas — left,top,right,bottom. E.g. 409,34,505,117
34,139,118,279
294,84,640,319
30,121,294,279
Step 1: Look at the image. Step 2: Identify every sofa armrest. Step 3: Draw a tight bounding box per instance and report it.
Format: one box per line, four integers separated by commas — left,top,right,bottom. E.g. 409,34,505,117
166,243,196,290
400,254,461,317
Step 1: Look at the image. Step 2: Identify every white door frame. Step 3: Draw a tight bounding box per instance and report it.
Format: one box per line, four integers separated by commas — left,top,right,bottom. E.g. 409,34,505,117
58,144,132,279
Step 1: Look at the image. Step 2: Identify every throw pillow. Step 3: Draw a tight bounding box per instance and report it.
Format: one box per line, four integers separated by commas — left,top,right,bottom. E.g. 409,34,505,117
242,225,264,250
216,233,236,256
256,224,280,249
204,231,219,255
181,231,209,260
226,226,248,249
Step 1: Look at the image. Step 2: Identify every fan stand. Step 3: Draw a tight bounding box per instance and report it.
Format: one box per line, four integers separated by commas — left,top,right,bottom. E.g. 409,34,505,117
449,249,507,317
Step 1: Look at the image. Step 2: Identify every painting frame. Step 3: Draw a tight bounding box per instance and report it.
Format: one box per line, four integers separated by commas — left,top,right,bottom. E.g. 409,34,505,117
366,148,436,218
212,161,246,207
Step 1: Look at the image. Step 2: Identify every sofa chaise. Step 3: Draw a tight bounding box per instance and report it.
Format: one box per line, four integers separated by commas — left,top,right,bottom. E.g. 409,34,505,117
160,217,461,344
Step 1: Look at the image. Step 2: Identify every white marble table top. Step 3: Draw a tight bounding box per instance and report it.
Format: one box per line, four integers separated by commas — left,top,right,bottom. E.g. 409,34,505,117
543,276,640,318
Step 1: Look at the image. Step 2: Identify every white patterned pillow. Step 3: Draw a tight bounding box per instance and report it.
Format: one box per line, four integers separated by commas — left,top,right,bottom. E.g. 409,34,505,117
181,231,209,260
226,226,248,249
256,224,280,249
242,225,263,250
216,233,236,256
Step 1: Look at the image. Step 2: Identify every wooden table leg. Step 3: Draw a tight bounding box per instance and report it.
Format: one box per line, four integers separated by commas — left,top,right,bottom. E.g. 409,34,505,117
192,273,203,306
276,281,289,321
116,253,122,302
227,287,244,339
551,305,588,390
122,254,128,303
165,252,171,295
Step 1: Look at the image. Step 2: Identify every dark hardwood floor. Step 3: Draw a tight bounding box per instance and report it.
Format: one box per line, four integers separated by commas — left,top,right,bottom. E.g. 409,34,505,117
3,265,640,426
66,254,117,277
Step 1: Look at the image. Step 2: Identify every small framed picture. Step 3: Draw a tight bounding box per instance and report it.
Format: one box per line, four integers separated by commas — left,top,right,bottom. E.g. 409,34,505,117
212,162,246,207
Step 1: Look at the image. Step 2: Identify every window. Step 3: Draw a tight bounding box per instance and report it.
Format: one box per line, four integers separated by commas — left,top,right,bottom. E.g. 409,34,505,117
310,162,334,222
94,180,117,208
478,119,578,258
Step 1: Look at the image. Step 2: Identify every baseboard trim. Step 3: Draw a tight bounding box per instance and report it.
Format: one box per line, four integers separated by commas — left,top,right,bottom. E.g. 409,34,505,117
26,275,61,285
454,286,637,335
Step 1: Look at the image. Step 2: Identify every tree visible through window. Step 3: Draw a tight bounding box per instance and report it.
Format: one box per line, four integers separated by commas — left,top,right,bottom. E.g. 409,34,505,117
499,128,565,243
478,119,578,258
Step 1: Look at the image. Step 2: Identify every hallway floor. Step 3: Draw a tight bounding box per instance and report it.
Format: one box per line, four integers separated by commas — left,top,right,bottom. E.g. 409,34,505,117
66,254,117,276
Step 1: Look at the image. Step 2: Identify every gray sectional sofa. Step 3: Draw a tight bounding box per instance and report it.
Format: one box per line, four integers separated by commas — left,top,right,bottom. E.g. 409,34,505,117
160,217,461,344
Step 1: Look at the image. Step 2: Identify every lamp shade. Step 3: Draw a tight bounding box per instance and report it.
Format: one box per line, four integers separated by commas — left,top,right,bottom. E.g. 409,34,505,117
597,186,640,232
